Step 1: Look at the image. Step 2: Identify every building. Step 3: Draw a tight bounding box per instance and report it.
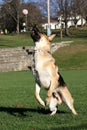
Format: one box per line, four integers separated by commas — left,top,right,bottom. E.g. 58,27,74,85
42,15,86,30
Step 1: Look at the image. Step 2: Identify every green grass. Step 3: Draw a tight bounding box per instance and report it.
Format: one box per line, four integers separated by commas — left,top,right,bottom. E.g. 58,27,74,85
0,27,87,129
53,29,87,70
0,26,87,48
54,43,87,70
0,70,87,130
0,34,34,48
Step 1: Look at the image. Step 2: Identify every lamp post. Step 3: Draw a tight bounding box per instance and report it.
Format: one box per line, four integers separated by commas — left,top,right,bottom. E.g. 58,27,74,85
22,9,28,31
47,0,51,36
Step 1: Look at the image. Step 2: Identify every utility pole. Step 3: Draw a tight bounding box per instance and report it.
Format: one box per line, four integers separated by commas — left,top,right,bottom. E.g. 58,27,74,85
47,0,51,36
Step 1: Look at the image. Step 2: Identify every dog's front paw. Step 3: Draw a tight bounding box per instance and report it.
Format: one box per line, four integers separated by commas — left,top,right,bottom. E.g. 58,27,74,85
41,101,46,107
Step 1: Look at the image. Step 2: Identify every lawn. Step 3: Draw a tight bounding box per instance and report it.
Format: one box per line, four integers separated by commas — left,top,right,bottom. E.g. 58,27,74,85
0,26,87,48
0,27,87,129
0,34,34,48
53,43,87,70
0,70,87,130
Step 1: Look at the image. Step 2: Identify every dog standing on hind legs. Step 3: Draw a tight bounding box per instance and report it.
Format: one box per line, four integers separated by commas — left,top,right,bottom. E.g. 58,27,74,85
24,25,77,116
49,73,77,115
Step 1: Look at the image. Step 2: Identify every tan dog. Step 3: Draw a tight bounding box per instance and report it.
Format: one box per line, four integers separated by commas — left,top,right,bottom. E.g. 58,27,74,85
49,83,77,115
30,26,77,115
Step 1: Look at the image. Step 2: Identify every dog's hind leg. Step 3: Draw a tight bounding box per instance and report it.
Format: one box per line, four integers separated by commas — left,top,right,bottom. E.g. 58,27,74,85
65,98,77,115
59,87,77,115
49,91,63,116
35,83,45,107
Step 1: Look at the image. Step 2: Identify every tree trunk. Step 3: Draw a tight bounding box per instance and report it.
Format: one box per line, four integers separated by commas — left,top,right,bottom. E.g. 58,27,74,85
65,17,69,36
16,0,20,34
81,16,83,27
17,12,20,34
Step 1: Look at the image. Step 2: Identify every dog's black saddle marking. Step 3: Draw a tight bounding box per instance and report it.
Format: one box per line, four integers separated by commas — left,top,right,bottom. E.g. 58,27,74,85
58,72,66,87
23,46,41,86
32,68,41,87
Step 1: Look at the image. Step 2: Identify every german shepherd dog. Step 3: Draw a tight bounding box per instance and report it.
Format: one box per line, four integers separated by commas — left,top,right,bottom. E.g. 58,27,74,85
25,26,77,115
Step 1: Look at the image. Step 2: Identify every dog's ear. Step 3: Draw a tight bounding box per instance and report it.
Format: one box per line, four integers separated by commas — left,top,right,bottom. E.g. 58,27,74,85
48,34,56,41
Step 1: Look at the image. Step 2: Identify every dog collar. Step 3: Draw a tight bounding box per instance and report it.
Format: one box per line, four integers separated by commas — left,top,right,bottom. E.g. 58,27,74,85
34,49,51,54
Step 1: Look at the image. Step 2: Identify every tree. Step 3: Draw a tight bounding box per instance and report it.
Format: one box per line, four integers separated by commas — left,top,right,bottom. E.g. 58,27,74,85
39,0,71,35
55,0,71,36
23,2,45,26
0,0,22,33
0,0,44,33
68,0,87,27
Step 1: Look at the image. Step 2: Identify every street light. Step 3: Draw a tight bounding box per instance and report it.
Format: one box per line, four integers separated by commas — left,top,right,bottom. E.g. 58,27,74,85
47,0,51,36
22,9,28,31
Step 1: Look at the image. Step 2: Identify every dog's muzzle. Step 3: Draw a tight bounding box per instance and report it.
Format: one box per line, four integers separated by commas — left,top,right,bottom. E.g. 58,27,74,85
31,25,41,42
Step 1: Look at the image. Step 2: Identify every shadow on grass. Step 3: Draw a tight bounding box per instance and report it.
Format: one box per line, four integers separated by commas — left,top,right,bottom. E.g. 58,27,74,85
0,106,66,117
